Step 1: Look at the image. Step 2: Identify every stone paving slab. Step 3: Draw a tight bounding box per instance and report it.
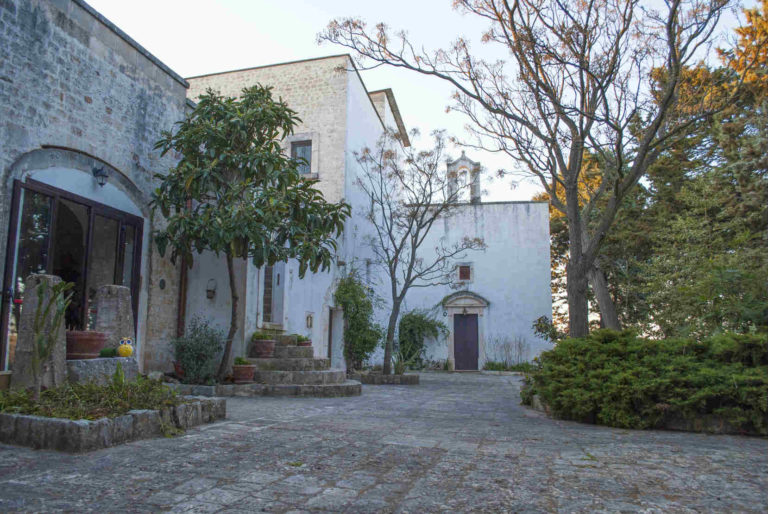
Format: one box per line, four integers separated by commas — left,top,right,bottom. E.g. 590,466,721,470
0,373,765,512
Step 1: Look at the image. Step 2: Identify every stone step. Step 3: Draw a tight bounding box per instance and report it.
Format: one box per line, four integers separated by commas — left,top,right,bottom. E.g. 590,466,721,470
273,346,314,359
169,380,362,398
275,335,297,346
253,369,346,385
245,357,330,371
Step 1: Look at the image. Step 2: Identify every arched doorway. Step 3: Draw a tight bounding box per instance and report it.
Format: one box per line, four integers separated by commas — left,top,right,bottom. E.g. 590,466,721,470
442,291,490,371
1,149,146,371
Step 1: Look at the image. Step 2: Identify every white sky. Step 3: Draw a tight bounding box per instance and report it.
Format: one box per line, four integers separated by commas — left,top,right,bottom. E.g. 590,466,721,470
86,0,753,202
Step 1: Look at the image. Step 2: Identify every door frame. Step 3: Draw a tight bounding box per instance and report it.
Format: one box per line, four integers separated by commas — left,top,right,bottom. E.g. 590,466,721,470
1,179,144,367
442,291,489,371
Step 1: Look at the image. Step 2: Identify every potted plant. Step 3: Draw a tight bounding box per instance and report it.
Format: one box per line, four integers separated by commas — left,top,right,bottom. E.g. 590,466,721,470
297,334,312,347
232,357,256,384
66,330,108,360
250,332,277,358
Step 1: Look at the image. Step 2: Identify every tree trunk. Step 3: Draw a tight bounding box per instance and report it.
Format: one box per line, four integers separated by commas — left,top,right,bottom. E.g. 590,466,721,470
382,301,401,375
217,253,239,380
588,264,621,330
566,184,590,337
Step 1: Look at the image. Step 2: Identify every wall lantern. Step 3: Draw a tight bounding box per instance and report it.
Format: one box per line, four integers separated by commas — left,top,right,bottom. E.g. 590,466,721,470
91,166,109,187
206,279,217,299
306,313,313,329
442,309,448,317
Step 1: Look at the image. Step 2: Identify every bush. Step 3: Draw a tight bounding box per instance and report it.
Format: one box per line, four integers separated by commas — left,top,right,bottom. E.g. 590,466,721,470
521,330,768,434
483,361,535,373
172,316,224,385
234,357,249,365
99,347,118,358
0,365,180,420
334,272,382,370
397,310,447,367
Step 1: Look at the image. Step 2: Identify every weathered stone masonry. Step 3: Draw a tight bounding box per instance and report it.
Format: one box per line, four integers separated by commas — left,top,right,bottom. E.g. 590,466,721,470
0,0,189,371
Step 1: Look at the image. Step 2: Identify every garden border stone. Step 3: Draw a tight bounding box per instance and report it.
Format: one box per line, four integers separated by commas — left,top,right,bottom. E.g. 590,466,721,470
0,397,226,452
348,373,420,385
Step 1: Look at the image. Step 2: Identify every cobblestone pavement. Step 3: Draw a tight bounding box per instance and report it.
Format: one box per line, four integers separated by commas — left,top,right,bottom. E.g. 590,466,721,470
0,373,766,513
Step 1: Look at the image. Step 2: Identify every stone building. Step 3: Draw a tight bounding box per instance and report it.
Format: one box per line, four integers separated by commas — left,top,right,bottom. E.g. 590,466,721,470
1,0,551,376
184,56,411,369
0,0,188,372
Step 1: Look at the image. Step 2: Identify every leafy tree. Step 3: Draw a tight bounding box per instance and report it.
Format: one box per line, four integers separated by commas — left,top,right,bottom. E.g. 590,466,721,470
397,310,447,366
334,272,382,370
354,131,485,374
320,0,749,337
152,86,350,379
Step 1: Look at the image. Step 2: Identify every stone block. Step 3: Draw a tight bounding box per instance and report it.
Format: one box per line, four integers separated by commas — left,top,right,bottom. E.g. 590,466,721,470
11,275,67,391
66,357,138,385
129,409,161,439
173,402,202,429
93,285,135,349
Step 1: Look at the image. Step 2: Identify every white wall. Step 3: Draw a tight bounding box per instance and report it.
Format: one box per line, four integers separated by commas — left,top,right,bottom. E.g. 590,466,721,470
401,201,553,367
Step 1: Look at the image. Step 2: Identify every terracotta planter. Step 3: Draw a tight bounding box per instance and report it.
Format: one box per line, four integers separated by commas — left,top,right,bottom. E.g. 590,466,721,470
297,340,312,347
0,371,11,390
251,339,276,358
232,364,256,384
66,331,107,360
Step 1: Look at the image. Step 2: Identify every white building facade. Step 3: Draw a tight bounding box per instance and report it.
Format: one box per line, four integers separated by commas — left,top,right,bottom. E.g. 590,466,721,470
183,55,552,372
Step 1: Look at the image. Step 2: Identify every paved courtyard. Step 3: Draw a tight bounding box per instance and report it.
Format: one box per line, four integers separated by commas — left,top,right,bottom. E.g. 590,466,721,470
0,373,766,512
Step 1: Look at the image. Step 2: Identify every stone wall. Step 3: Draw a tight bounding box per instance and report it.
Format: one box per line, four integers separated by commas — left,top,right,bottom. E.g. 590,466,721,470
0,0,189,372
186,55,350,204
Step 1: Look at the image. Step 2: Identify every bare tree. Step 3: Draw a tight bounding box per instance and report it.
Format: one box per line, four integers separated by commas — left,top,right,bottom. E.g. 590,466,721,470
320,0,759,337
356,131,485,374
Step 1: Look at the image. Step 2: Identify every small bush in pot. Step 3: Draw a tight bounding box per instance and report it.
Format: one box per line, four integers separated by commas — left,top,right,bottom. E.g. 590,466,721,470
296,334,312,347
232,357,256,384
171,316,223,385
251,331,277,358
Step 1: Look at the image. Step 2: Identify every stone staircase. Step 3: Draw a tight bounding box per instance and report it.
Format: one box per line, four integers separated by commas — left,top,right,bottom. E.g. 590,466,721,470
244,337,361,397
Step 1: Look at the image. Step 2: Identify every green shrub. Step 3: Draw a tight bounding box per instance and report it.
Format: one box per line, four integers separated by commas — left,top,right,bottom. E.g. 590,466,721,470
99,347,118,358
521,330,768,434
296,334,310,343
483,361,535,373
334,272,382,370
172,316,224,385
0,372,180,421
397,310,447,367
234,357,249,365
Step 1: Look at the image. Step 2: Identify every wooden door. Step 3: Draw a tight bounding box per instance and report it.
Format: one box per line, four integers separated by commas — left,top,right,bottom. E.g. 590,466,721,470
453,314,478,370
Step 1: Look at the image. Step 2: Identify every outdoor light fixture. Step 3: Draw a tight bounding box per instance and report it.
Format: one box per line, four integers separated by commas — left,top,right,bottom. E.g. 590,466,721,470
306,314,313,328
206,279,217,299
91,166,108,187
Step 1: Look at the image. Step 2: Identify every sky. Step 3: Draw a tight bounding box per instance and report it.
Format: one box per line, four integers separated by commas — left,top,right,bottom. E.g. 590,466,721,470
86,0,753,202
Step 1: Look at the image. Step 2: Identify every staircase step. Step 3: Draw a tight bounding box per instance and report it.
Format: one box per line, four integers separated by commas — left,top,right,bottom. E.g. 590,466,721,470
246,357,330,371
253,369,346,385
275,335,298,346
167,380,362,398
273,346,314,358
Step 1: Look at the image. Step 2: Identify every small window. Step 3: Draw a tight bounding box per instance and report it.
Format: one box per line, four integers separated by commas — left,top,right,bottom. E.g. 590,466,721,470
458,265,472,281
291,140,312,175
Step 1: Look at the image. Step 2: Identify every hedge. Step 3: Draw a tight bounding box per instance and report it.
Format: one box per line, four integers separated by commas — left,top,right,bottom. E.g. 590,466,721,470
520,330,768,435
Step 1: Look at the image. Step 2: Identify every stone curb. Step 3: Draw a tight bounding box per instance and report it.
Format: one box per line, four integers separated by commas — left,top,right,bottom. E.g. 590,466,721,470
480,370,525,376
165,380,362,398
0,397,226,453
348,373,420,385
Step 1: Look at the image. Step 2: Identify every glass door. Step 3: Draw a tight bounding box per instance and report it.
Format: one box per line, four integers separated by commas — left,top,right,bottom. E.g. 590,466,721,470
0,184,54,370
1,179,143,370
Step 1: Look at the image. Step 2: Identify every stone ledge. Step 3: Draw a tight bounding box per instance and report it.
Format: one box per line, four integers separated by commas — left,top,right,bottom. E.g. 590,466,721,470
348,373,420,385
66,358,139,385
165,381,362,398
0,397,226,453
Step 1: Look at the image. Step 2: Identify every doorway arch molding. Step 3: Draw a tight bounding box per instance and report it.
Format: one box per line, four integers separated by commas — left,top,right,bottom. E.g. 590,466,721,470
2,146,149,218
442,291,489,370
